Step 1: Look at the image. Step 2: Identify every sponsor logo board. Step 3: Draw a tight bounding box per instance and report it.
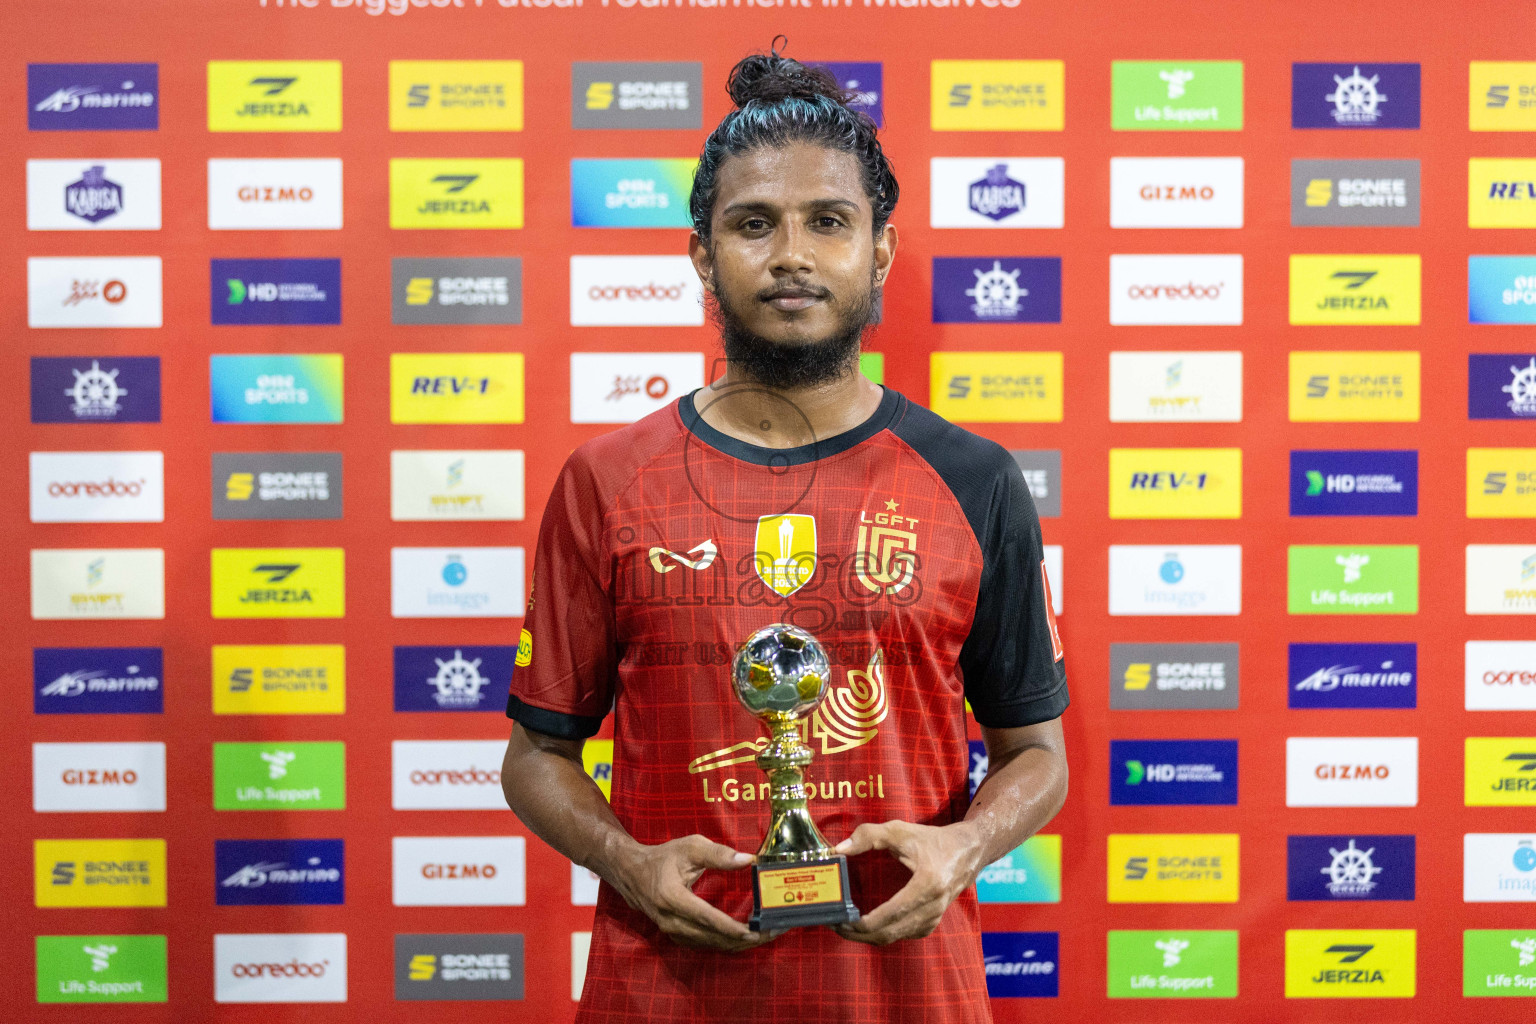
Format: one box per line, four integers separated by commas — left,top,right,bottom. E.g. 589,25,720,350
933,257,1061,323
1109,351,1242,423
1287,835,1415,901
571,158,695,228
976,835,1061,904
30,451,164,523
212,644,345,715
29,63,158,131
390,547,524,618
210,354,344,424
571,352,703,424
394,933,525,1001
930,61,1064,131
31,356,160,424
1108,447,1241,519
391,257,522,325
212,257,340,326
571,61,702,130
1107,834,1239,903
1110,740,1238,805
929,158,1065,229
1284,929,1415,997
1291,63,1421,129
36,935,167,1003
1471,62,1536,131
215,839,344,906
31,548,164,620
1466,545,1536,614
570,255,702,326
1466,738,1536,806
1288,351,1420,422
212,741,346,811
1465,929,1536,996
1470,258,1536,324
212,452,342,521
1464,834,1536,902
393,740,508,809
33,742,166,813
389,158,523,229
1106,930,1238,998
27,159,161,230
392,836,526,906
1469,447,1536,517
807,61,882,126
1109,157,1244,228
1289,450,1417,516
210,548,345,619
1108,545,1242,616
390,353,524,424
35,839,166,907
1288,643,1417,709
1111,61,1243,131
207,158,343,230
1291,159,1420,227
1285,736,1419,807
1009,450,1060,518
929,352,1062,423
1467,641,1536,711
28,256,161,328
213,933,346,1003
979,932,1059,997
207,61,341,132
390,450,525,521
33,647,162,715
1109,254,1243,325
1109,642,1239,710
394,646,516,712
1470,159,1536,227
389,60,523,132
1288,255,1421,325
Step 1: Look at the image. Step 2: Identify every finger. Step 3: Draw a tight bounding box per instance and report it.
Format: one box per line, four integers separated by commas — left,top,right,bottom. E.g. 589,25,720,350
839,876,942,936
659,914,771,951
683,835,757,872
836,902,944,946
659,883,757,942
834,821,899,857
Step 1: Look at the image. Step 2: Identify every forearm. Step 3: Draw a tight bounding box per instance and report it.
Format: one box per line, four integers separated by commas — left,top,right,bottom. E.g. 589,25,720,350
954,741,1068,875
501,723,640,885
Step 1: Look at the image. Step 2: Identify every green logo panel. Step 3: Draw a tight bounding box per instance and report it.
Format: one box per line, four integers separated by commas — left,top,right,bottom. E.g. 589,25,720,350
212,741,345,810
1108,930,1238,998
1465,929,1536,996
1111,61,1244,130
36,935,167,1003
1287,544,1419,614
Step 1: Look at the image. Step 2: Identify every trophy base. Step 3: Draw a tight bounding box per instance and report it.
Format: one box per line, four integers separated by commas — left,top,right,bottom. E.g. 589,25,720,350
749,855,860,932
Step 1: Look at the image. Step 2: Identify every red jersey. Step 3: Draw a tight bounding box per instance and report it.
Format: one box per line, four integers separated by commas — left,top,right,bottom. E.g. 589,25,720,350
508,384,1068,1023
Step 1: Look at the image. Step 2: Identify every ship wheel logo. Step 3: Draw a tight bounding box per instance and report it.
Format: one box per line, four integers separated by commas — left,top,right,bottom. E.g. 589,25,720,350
1504,357,1536,416
1326,66,1388,125
67,360,126,419
965,260,1025,320
429,649,488,708
1321,838,1382,897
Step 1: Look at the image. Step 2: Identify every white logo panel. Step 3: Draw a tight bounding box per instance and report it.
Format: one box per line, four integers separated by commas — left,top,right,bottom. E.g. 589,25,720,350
31,548,165,620
30,451,164,523
570,256,703,327
571,352,704,424
390,450,525,522
214,933,347,1004
1467,642,1536,711
392,739,509,810
208,158,344,230
1110,157,1244,228
1109,351,1243,422
28,256,162,328
1285,736,1419,807
390,546,524,618
1464,833,1536,902
1109,254,1243,326
1467,545,1536,614
929,157,1065,229
27,159,162,230
33,741,166,812
392,836,527,907
1108,544,1241,616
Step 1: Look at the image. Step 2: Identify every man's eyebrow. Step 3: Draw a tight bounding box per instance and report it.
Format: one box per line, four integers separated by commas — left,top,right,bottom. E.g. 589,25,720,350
718,197,863,219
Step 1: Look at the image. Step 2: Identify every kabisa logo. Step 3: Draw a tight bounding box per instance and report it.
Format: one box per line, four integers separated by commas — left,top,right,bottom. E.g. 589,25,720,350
214,933,347,1004
571,158,696,228
929,352,1063,423
1469,258,1536,324
1109,642,1240,711
389,60,523,132
212,258,341,326
1289,351,1421,421
571,62,702,130
394,645,516,712
980,932,1058,998
929,158,1064,229
212,452,343,522
394,934,525,1001
1286,835,1415,901
210,354,344,425
808,61,882,126
930,60,1064,132
1291,159,1420,227
1106,834,1240,903
63,165,121,224
976,835,1062,904
29,63,158,131
390,158,524,229
35,935,168,1004
1469,159,1536,228
212,742,346,811
35,839,167,908
1110,740,1238,806
1291,63,1420,129
1110,61,1244,130
1108,545,1242,616
1471,62,1536,131
1109,157,1245,229
215,840,344,906
1287,545,1419,615
28,158,162,231
31,356,160,424
1466,738,1536,806
207,61,342,132
1464,929,1536,996
1284,929,1416,998
1464,834,1536,902
34,647,162,715
392,258,522,326
212,644,345,716
1289,450,1418,516
211,548,345,619
1289,643,1417,709
1106,930,1239,998
968,164,1026,221
391,547,525,618
932,257,1062,324
1288,256,1421,325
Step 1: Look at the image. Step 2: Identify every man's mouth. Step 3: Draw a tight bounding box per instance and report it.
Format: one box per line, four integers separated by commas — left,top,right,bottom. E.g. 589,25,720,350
761,287,827,312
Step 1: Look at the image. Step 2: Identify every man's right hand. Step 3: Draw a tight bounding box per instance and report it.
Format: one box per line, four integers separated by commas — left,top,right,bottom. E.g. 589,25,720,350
607,834,777,952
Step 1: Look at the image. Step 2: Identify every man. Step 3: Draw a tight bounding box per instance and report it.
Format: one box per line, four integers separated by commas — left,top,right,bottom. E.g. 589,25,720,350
502,45,1068,1023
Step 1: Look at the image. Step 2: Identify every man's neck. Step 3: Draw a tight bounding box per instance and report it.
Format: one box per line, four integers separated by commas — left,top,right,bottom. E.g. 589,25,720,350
695,363,885,450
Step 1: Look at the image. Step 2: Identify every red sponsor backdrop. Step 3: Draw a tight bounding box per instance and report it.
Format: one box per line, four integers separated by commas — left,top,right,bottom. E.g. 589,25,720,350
5,0,1534,1019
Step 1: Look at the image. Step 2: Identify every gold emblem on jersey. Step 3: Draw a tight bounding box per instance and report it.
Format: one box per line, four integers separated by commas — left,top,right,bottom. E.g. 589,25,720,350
753,514,817,597
855,498,919,596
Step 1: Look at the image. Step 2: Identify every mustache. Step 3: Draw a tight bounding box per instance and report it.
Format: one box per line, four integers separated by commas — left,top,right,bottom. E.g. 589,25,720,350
757,283,832,302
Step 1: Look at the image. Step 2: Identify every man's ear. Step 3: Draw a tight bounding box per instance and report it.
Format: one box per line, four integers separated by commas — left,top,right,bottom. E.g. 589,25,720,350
688,230,716,294
872,222,898,287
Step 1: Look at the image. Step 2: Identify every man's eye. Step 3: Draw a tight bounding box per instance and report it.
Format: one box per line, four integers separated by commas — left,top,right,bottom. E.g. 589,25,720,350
816,216,844,228
742,218,769,231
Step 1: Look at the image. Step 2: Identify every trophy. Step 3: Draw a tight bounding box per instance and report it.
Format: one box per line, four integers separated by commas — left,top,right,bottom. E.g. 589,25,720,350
731,623,861,931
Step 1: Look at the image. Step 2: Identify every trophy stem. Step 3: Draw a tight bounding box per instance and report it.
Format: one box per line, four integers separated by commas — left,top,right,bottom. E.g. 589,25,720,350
754,717,834,864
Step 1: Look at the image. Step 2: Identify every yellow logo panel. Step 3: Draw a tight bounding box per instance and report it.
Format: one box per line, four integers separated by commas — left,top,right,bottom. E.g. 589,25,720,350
210,548,345,619
753,514,818,597
930,352,1063,423
1284,929,1416,998
1109,448,1242,519
584,739,614,801
1470,63,1536,132
1107,834,1239,903
213,644,345,715
1469,158,1536,227
389,60,524,132
390,354,525,424
35,839,166,908
389,158,524,229
1288,255,1421,325
1288,351,1421,423
1466,737,1536,806
207,60,341,132
1468,448,1536,518
931,61,1064,131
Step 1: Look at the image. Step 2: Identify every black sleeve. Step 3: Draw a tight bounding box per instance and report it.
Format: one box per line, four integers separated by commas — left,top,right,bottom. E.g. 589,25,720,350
891,403,1069,727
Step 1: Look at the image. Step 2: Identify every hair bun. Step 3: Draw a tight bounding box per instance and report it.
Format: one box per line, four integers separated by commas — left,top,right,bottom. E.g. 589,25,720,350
726,45,846,108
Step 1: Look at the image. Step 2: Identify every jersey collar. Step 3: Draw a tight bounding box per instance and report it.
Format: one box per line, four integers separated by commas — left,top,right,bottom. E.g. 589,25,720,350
678,384,902,466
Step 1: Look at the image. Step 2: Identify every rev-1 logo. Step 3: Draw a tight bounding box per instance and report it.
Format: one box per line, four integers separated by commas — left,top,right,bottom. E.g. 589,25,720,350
412,377,489,395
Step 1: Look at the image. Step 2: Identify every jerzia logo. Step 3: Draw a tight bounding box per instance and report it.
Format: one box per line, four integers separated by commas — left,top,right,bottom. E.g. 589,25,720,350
207,62,341,131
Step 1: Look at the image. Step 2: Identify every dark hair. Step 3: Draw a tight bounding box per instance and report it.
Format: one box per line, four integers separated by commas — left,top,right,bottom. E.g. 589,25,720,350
689,40,899,245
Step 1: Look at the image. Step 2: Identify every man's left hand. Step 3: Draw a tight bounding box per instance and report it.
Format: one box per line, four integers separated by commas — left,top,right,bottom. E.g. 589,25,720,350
830,820,981,946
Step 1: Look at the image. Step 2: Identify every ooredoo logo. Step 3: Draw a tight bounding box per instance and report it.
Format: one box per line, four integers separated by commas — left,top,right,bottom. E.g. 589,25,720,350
392,740,509,809
214,933,346,1003
31,451,164,525
1110,255,1244,325
570,256,703,326
1467,642,1536,711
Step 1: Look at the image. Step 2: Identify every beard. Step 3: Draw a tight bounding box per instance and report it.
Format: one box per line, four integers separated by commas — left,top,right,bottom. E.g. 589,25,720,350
707,276,877,391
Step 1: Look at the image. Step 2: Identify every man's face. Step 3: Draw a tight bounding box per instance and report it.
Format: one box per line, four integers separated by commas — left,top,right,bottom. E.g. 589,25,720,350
690,142,896,385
